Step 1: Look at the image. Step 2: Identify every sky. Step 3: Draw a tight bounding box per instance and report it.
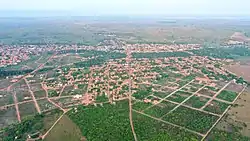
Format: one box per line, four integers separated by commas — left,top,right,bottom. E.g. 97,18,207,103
0,0,249,17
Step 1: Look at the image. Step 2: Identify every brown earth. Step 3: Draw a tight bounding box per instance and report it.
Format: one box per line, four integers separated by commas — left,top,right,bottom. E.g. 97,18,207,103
230,32,250,42
226,65,250,82
216,90,250,137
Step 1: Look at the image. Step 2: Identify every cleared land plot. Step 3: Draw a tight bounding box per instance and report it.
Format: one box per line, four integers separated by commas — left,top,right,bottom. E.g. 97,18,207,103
207,129,250,141
152,90,173,98
44,115,82,141
61,85,74,96
41,110,64,134
144,102,177,118
68,101,202,141
204,100,230,115
184,95,210,109
181,85,199,93
37,99,57,112
0,106,17,129
198,86,219,97
46,55,82,67
15,87,32,102
166,91,192,103
224,82,244,93
30,83,43,92
26,76,43,84
216,90,238,102
53,97,80,108
214,91,250,138
33,90,46,98
215,81,229,89
226,64,250,82
0,79,13,89
0,91,13,106
162,106,219,134
19,102,37,120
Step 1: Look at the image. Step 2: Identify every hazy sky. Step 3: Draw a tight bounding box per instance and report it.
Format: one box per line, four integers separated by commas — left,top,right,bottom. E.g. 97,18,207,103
0,0,249,16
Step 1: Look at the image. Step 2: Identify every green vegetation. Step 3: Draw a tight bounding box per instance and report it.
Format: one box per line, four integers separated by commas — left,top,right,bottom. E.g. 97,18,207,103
1,110,62,141
78,84,87,89
132,52,191,59
37,67,54,73
0,69,33,78
184,95,210,108
205,86,219,92
0,20,106,45
207,129,250,141
73,51,126,68
133,113,202,141
153,91,172,98
68,101,201,141
132,101,153,111
162,106,219,133
144,102,176,118
48,89,59,97
216,90,238,102
67,101,134,141
166,91,192,103
133,87,152,100
204,100,230,114
191,47,250,59
95,94,109,103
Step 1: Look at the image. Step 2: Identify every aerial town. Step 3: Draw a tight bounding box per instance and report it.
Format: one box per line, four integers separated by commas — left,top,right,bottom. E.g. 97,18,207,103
1,41,250,141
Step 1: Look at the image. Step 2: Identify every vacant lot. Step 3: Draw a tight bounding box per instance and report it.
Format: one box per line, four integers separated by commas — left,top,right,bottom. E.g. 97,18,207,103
226,64,250,82
209,90,250,140
44,115,83,141
0,106,17,129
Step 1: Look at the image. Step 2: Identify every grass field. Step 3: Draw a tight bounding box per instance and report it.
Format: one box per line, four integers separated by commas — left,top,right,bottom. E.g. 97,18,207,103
216,90,238,102
44,115,83,141
204,100,230,115
19,102,37,120
184,95,210,109
207,129,250,141
0,106,17,129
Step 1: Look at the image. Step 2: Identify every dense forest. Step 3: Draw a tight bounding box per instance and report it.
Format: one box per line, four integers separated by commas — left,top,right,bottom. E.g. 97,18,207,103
191,47,250,59
0,69,33,78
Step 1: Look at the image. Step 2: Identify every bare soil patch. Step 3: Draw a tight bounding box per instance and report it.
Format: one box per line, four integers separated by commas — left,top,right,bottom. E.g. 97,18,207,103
230,32,250,42
226,65,250,82
216,91,250,137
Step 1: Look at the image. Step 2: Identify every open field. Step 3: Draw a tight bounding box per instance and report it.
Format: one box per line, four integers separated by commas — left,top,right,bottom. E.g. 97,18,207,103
19,102,37,120
214,90,250,137
44,115,83,141
207,89,250,140
0,106,17,129
0,109,63,140
226,64,250,82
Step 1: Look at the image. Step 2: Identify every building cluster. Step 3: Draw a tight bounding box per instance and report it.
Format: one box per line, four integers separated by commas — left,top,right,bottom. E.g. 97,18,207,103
128,44,201,52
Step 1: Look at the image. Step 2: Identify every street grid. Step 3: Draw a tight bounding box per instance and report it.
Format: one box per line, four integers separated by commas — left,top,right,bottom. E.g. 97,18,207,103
0,50,247,140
